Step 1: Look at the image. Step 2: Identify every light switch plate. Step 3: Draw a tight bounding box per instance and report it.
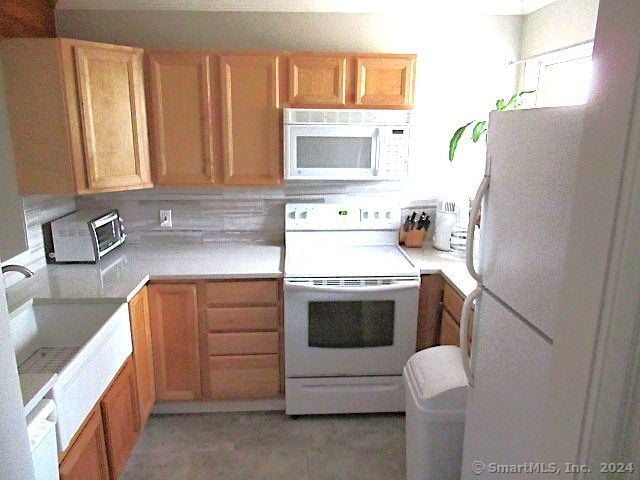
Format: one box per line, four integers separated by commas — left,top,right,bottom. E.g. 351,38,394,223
160,209,172,228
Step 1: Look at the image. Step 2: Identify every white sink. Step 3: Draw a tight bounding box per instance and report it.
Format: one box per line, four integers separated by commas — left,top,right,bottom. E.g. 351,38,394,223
10,301,132,452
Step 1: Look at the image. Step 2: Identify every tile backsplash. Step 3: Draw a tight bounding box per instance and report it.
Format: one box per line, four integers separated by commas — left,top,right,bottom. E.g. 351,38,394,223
76,182,438,246
3,182,436,288
4,195,76,287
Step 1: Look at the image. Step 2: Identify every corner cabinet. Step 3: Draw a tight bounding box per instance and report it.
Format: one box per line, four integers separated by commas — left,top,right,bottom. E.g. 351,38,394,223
1,38,152,195
219,54,282,185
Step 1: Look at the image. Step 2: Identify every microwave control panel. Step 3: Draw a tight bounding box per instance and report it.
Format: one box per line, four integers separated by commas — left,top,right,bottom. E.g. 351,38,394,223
379,127,410,177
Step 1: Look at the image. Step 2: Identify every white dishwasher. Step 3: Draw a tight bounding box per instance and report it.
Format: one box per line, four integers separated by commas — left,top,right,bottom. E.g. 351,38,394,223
26,399,59,480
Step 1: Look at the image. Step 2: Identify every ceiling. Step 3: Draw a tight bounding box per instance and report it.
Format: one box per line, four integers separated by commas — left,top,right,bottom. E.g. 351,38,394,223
55,0,559,15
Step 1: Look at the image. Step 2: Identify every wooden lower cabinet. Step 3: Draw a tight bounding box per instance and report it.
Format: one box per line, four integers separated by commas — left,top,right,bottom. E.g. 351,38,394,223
145,279,283,402
439,309,461,346
129,286,156,426
416,274,445,350
202,279,283,400
438,279,474,349
59,407,110,480
208,354,280,400
149,283,201,401
101,358,141,480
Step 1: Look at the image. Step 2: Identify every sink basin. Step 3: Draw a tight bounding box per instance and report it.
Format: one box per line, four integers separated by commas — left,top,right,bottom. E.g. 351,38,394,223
10,301,132,452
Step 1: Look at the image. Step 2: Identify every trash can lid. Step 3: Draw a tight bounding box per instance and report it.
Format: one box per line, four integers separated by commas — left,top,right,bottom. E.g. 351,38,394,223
406,345,469,411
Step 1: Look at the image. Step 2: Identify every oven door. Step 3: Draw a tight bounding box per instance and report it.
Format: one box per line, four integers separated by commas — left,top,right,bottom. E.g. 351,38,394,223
285,125,381,180
284,278,420,377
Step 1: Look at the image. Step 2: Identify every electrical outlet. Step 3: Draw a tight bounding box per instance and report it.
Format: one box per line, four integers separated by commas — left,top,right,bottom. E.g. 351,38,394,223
160,209,172,228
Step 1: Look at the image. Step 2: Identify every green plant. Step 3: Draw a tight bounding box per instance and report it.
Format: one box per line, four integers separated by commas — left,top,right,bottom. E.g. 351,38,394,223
448,90,535,162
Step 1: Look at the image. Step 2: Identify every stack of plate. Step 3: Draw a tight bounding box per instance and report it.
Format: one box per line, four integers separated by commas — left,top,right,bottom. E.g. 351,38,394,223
449,226,467,259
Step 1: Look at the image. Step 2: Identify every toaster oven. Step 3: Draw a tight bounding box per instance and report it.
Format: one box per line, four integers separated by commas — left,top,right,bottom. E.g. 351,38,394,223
49,210,126,263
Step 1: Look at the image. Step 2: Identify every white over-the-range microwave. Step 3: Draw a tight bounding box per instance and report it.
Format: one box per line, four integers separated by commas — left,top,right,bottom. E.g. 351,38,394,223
283,108,412,180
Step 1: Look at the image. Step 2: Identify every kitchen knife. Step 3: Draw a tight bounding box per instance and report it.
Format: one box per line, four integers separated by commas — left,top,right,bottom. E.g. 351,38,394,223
409,211,417,230
403,215,412,231
416,211,427,230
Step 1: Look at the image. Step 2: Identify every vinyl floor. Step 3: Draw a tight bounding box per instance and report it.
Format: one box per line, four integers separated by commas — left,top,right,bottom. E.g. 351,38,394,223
122,411,406,480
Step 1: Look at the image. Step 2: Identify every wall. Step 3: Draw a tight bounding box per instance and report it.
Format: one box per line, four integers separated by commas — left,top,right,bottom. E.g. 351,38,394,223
0,68,28,261
55,10,522,242
520,0,599,58
0,0,56,38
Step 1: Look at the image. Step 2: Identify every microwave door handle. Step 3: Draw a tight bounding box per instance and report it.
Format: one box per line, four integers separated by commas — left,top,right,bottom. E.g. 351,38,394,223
284,282,419,294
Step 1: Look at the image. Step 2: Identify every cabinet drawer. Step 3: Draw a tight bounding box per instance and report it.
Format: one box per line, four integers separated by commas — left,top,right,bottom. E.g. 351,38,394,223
439,309,460,347
208,354,280,400
443,282,464,322
206,306,279,332
204,280,279,306
208,331,279,355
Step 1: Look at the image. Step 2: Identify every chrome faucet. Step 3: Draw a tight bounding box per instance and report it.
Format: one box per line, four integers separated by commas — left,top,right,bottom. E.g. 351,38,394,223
1,264,34,278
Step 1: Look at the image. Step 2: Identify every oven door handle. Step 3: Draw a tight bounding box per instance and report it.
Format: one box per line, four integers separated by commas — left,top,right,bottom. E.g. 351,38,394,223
284,281,420,294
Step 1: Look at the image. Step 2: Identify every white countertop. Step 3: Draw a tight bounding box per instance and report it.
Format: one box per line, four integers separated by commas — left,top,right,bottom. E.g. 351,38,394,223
6,241,475,314
7,243,284,312
19,372,57,416
402,243,478,297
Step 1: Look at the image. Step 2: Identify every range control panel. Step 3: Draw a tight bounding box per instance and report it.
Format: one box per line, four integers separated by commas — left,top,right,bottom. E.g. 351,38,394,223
285,203,400,231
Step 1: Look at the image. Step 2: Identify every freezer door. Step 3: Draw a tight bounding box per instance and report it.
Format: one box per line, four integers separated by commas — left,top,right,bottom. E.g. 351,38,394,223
461,291,552,479
480,106,585,339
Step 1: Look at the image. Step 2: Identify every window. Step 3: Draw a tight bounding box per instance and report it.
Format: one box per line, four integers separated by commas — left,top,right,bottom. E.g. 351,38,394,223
520,42,594,108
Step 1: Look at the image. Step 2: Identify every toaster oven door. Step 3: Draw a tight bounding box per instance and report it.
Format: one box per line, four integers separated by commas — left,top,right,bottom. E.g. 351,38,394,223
91,212,125,257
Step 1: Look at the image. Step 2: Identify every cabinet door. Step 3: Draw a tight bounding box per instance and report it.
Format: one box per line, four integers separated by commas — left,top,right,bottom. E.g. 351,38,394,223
129,286,155,426
288,55,347,106
148,283,201,401
147,52,218,186
439,309,460,347
73,43,151,191
220,54,281,185
355,56,416,107
101,357,140,480
59,407,110,480
416,274,444,350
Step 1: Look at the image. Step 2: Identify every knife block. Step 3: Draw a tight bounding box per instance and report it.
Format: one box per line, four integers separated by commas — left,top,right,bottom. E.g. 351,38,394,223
399,228,427,248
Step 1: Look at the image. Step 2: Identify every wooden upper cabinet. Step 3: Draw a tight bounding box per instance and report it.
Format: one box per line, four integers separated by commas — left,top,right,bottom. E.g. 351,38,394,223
147,52,219,186
101,357,140,480
355,55,416,107
288,55,347,106
59,407,110,480
148,283,201,401
0,38,152,195
74,43,151,190
220,54,281,185
129,286,156,426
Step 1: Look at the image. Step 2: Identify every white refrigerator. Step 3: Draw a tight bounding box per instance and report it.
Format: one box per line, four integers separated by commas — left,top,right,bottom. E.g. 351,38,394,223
459,106,586,479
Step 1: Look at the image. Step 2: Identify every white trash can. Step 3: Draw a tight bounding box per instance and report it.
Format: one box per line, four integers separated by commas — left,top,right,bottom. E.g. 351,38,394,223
404,346,469,480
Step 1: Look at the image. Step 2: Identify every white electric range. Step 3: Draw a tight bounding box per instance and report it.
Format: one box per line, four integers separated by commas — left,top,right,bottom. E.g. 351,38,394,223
283,203,420,415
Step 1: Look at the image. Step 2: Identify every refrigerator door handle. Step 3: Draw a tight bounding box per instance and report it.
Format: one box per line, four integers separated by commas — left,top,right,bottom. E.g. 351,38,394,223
466,169,490,282
460,286,482,386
